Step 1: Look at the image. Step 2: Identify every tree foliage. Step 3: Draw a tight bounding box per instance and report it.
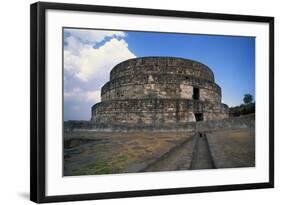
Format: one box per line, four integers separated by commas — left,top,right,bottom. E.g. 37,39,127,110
243,94,253,104
229,94,255,117
229,103,255,117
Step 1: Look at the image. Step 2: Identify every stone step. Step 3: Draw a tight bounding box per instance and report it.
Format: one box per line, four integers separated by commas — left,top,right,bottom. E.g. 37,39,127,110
189,133,215,170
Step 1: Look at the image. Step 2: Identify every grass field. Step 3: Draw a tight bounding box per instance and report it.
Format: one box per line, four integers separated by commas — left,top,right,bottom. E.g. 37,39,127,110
64,131,193,175
64,127,255,176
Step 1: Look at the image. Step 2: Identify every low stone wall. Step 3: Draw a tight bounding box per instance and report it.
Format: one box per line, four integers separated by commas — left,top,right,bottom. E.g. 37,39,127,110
91,99,228,124
64,114,254,132
196,114,255,132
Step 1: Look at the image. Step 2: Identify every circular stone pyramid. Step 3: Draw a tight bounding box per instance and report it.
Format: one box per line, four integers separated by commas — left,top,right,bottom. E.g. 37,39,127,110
91,57,228,125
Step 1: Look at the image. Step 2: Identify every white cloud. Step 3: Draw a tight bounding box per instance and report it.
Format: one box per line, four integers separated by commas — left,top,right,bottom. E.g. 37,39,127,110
64,31,136,82
63,29,136,120
64,87,81,98
64,88,101,103
65,29,126,44
85,90,101,102
65,35,84,55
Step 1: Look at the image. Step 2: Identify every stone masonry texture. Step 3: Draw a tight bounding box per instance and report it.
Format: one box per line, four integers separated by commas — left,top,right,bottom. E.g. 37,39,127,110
91,57,229,125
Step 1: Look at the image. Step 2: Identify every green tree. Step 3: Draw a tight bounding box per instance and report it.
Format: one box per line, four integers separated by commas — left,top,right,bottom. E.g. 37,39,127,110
243,94,253,104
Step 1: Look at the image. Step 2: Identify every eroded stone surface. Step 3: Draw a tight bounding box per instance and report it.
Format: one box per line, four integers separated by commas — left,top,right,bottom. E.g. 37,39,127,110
91,57,229,125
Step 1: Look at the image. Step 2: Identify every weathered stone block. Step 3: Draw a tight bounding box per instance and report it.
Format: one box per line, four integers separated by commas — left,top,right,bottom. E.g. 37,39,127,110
92,57,229,125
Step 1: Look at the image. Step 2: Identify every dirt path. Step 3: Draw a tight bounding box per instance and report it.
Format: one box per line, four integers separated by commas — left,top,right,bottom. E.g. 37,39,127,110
142,134,197,172
143,133,216,172
190,134,215,170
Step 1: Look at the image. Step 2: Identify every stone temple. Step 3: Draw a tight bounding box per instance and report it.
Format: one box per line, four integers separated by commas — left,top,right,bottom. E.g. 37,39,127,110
91,57,228,125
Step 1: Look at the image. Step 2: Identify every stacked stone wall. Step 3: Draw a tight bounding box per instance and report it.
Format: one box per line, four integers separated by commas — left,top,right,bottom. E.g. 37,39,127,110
65,114,254,132
91,57,229,125
101,74,221,103
92,99,228,124
110,57,214,82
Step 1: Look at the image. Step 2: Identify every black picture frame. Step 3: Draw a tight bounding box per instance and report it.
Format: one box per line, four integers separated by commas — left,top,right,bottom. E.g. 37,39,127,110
30,2,274,203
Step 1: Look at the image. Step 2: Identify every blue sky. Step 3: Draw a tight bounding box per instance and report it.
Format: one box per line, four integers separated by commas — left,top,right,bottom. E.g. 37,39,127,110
64,28,255,121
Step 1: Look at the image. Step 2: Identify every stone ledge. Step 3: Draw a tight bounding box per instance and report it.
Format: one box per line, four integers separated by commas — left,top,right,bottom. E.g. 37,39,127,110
65,114,254,132
110,56,214,82
101,73,221,96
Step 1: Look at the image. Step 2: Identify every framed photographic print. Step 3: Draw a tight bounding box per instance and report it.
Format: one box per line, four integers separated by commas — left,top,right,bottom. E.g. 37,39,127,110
30,2,274,203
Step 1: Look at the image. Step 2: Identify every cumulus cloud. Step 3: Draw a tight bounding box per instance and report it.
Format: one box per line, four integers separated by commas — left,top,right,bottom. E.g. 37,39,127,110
63,29,136,120
85,90,101,102
64,37,136,82
64,87,101,120
65,29,126,45
64,88,101,103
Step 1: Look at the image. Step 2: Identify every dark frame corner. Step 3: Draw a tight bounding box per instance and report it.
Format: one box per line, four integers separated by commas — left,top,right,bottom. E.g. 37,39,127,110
30,1,274,203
